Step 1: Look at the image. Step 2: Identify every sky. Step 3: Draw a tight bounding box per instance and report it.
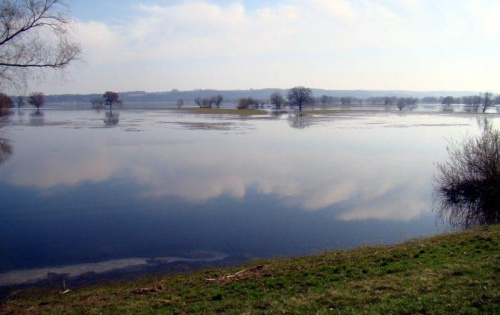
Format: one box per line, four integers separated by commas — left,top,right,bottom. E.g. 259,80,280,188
30,0,500,94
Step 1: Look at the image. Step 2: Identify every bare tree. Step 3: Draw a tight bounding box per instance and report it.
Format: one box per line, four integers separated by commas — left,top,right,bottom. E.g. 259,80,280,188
270,92,286,110
482,92,494,113
28,92,44,112
211,95,223,109
287,87,314,112
442,96,455,106
396,98,406,111
15,95,24,108
103,91,121,114
237,97,259,110
340,97,352,106
0,0,82,89
0,92,13,115
90,98,104,109
176,99,184,109
195,97,215,108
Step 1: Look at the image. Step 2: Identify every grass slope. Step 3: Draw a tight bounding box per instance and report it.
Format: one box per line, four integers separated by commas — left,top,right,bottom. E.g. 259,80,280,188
1,226,499,314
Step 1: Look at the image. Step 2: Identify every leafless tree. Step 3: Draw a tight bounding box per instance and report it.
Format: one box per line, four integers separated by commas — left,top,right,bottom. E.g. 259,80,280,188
396,98,406,111
15,95,24,108
434,127,500,227
287,87,314,112
482,92,494,113
176,99,184,109
103,91,121,114
211,95,223,109
90,98,104,109
0,92,13,115
195,97,215,109
340,97,354,106
270,92,286,110
463,95,483,112
237,97,259,110
442,96,455,106
28,92,44,111
0,0,82,90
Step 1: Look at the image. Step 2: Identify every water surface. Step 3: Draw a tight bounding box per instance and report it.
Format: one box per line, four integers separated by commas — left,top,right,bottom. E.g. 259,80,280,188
0,109,495,286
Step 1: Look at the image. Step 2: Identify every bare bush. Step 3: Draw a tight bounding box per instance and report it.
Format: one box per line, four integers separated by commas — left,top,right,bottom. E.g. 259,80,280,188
237,97,259,110
434,128,500,227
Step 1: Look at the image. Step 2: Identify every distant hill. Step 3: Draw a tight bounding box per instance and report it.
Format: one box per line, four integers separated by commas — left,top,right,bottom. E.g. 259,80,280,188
43,89,481,105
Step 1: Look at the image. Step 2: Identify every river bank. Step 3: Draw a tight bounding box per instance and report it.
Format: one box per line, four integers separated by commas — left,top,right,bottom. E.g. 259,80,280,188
1,225,499,314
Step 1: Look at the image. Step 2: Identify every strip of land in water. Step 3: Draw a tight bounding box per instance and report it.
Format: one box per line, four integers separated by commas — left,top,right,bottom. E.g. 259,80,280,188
1,226,499,314
175,108,267,116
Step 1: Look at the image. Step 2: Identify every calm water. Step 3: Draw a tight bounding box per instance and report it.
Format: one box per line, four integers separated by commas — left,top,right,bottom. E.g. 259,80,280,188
0,109,496,286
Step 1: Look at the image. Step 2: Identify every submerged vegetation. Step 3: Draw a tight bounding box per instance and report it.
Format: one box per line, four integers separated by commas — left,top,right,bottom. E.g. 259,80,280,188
435,127,500,228
1,226,499,314
181,108,266,116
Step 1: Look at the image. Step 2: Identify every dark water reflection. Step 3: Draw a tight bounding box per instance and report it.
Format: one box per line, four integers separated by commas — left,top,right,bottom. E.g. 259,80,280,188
0,110,496,286
104,111,120,126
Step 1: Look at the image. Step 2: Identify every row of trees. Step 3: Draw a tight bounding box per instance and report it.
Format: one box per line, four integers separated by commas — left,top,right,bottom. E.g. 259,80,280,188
443,93,496,113
0,92,45,115
194,95,223,109
236,87,315,112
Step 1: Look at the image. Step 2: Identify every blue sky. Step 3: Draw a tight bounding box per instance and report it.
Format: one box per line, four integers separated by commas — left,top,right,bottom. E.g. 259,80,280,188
30,0,500,94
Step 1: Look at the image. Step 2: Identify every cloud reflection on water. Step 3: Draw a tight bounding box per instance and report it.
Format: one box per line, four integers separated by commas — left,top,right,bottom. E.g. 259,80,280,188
0,110,462,222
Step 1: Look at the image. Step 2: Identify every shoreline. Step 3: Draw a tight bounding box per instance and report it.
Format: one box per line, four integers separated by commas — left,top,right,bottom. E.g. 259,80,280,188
1,225,499,313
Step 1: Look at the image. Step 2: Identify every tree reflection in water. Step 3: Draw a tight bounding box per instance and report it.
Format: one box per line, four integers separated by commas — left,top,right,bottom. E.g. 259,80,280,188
29,111,45,126
0,110,12,166
434,126,500,228
288,112,312,129
0,135,12,166
104,111,119,126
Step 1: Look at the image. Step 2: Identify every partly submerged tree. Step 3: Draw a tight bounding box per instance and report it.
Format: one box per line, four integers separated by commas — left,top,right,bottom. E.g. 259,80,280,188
270,92,286,110
434,127,500,228
442,96,455,106
103,91,121,114
211,95,223,109
28,92,44,112
482,92,494,113
0,0,82,90
90,98,104,109
15,95,24,109
287,87,314,112
237,97,259,110
0,92,13,115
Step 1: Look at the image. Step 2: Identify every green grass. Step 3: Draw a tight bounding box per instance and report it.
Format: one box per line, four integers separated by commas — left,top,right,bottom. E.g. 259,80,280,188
174,108,267,116
2,226,500,314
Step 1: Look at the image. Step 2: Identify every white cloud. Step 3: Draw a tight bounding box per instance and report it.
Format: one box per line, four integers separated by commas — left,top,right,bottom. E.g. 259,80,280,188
31,0,500,93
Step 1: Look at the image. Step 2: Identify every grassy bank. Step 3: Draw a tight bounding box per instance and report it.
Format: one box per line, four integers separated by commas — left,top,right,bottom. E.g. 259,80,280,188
1,226,499,314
